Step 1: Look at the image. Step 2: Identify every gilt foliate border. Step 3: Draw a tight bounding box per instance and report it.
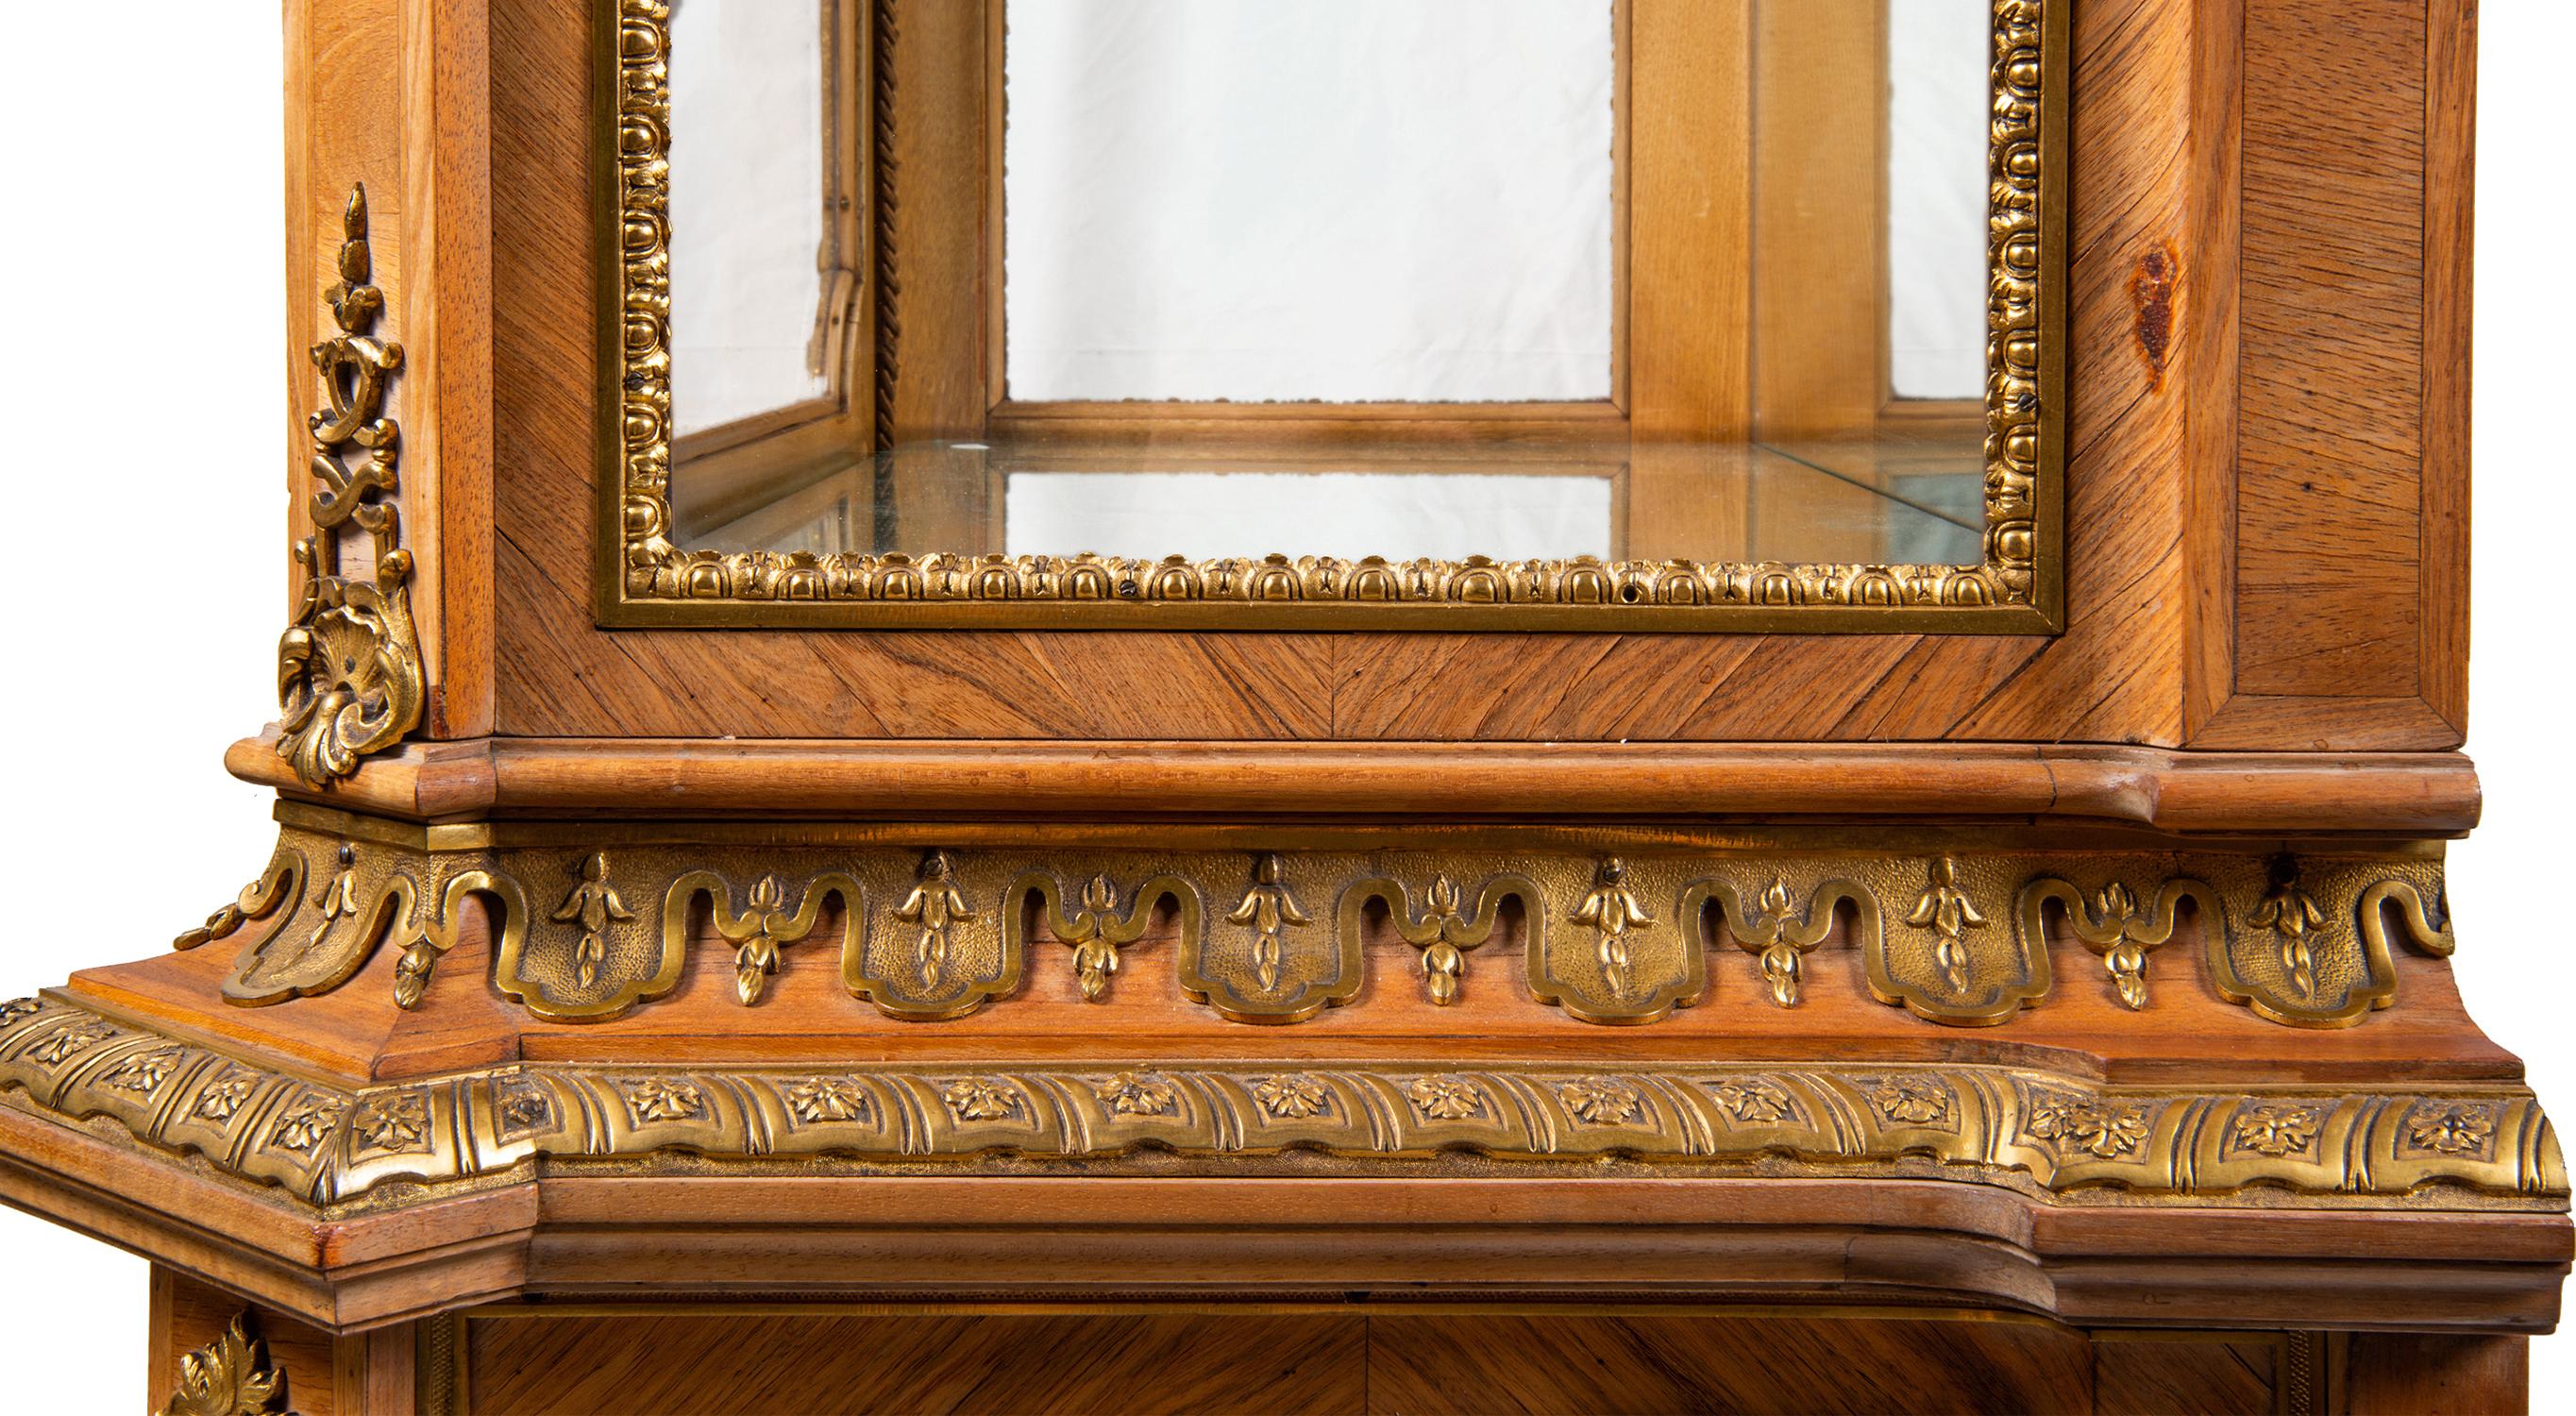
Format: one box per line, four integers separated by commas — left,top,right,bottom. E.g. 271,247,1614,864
595,0,2066,632
1,998,2555,1208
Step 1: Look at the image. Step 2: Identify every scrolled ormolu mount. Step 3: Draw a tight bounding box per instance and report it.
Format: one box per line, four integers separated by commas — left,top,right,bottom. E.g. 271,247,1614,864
1336,872,1533,1006
156,1309,289,1416
1022,869,1187,1003
393,868,529,1010
2211,855,2455,1028
673,869,865,1006
275,183,423,788
1182,853,1355,1023
1715,876,1837,1007
170,815,2467,1031
1,996,2557,1208
2014,875,2219,1011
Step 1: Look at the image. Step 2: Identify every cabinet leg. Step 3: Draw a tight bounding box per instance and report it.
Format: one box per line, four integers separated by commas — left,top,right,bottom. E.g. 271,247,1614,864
148,1264,424,1415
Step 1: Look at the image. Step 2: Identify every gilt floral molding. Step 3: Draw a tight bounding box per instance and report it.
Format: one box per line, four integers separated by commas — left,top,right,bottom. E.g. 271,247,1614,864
0,998,2554,1209
597,0,2062,629
177,821,2453,1032
276,184,424,787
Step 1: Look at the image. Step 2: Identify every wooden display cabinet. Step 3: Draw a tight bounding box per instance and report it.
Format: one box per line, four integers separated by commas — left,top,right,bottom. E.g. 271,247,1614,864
0,2,2551,1413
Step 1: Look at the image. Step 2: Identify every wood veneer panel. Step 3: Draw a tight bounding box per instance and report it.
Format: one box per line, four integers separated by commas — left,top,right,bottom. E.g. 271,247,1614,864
290,0,493,739
485,0,1334,741
2420,0,2476,735
402,0,497,737
2092,1334,2281,1416
289,0,401,622
1330,0,2188,746
2181,0,2245,739
451,1309,2312,1416
1749,3,1881,439
888,0,987,438
2344,1333,2528,1415
466,1313,1366,1416
486,0,2187,745
159,1271,350,1416
1366,1313,2096,1415
2234,0,2428,700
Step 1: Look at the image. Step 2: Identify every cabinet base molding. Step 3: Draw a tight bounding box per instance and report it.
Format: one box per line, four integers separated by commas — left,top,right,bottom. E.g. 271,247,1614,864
1,994,2559,1206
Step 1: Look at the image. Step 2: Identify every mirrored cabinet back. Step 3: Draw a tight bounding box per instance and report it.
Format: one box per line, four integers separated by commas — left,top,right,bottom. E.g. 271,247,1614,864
4,3,2537,1415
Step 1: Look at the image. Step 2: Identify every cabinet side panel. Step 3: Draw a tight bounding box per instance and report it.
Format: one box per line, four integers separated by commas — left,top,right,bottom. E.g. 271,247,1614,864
2343,1333,2527,1415
2231,2,2428,700
403,0,497,737
2420,0,2476,734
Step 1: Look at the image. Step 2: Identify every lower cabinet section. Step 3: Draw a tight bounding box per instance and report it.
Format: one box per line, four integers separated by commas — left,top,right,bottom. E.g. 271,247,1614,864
152,1270,2530,1416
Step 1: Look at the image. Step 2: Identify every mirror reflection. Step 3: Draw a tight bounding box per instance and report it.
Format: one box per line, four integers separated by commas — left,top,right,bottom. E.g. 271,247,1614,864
667,2,833,436
664,1,1997,573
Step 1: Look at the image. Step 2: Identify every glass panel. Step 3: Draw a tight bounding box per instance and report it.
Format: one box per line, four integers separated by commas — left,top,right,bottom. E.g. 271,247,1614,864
657,0,2009,585
1002,0,1618,402
687,440,1983,572
1004,472,1616,562
667,1,830,436
1887,0,1991,401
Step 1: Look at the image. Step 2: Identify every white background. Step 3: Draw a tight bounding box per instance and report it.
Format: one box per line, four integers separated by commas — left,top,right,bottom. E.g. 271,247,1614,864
0,5,2570,1411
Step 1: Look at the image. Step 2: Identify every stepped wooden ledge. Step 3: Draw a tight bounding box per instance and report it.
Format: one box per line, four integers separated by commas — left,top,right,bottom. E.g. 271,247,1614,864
227,735,2481,834
1,990,2566,1336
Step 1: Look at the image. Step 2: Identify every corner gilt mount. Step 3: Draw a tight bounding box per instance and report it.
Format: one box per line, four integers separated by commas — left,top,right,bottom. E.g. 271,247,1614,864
275,184,424,787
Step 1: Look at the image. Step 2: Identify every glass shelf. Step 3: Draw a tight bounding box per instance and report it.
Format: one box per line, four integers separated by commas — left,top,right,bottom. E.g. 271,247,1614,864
677,435,1985,571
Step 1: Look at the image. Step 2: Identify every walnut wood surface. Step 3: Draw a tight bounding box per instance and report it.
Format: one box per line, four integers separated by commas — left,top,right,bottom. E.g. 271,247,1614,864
471,1311,1367,1416
480,0,2216,746
222,734,2485,834
402,2,2456,746
2344,1332,2529,1415
2091,1332,2286,1415
2197,0,2474,748
155,1270,417,1416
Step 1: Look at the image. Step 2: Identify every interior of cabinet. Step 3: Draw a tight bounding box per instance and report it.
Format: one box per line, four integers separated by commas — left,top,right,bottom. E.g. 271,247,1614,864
665,0,1997,577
